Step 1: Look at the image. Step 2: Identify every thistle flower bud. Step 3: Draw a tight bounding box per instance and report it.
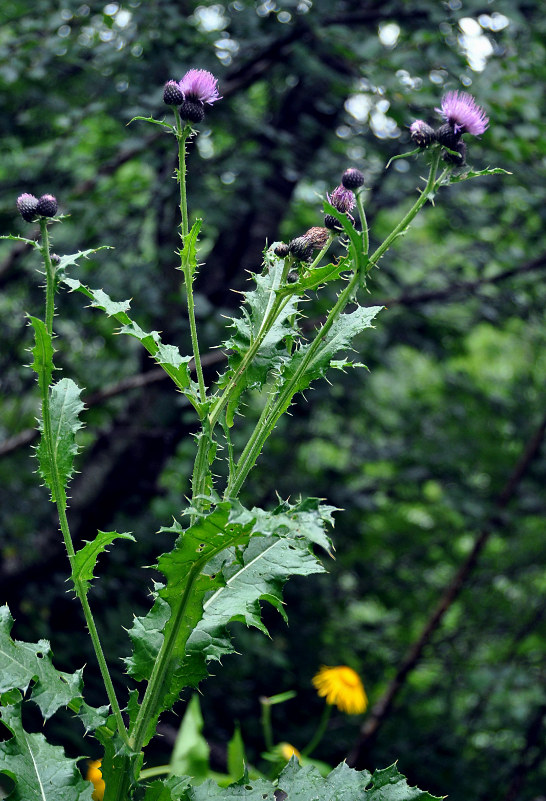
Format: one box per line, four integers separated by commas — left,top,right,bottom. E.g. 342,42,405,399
163,80,184,106
409,120,436,148
435,123,461,151
274,242,290,258
36,194,58,217
16,193,38,222
324,214,343,232
303,226,329,250
341,168,364,190
180,100,205,123
443,140,466,166
288,237,313,262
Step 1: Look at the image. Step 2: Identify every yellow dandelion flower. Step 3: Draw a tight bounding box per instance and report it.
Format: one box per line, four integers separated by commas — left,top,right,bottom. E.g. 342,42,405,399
279,742,301,762
86,759,105,801
312,665,368,715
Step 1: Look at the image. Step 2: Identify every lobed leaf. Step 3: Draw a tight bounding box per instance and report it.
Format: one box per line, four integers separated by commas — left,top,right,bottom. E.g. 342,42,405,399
36,377,85,503
72,530,136,595
0,701,93,800
0,605,82,720
274,305,382,417
179,219,202,282
28,315,54,395
125,500,331,731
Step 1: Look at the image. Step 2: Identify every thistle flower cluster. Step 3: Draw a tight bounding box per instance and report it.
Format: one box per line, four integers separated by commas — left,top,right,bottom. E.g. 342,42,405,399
324,167,363,231
410,91,489,166
16,193,58,222
163,69,221,123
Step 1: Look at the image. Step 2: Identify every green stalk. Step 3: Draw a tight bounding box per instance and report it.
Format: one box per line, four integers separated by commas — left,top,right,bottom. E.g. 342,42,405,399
174,109,207,406
38,221,128,744
227,152,443,497
301,704,332,757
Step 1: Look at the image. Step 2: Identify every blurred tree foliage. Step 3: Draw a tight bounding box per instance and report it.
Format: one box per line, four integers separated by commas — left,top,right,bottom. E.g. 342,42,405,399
1,1,545,799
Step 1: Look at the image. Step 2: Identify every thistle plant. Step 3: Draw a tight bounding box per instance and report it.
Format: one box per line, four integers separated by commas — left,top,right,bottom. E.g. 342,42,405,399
0,75,507,801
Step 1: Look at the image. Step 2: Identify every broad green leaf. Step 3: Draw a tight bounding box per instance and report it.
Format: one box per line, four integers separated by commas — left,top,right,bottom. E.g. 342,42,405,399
28,315,54,394
227,723,245,782
186,760,442,801
36,377,85,503
125,500,332,739
72,530,136,595
143,777,192,801
0,605,82,720
283,256,350,295
179,219,202,281
169,695,210,780
274,305,382,417
0,701,93,800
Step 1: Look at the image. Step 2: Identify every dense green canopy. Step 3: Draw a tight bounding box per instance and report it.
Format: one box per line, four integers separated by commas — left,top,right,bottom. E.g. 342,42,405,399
1,2,545,799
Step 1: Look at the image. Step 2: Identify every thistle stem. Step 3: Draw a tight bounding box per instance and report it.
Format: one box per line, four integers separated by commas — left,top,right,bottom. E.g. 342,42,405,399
38,220,128,745
174,109,207,406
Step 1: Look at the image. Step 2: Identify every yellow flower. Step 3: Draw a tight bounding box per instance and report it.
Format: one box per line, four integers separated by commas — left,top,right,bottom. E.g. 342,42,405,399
279,742,301,762
86,759,105,801
312,665,368,715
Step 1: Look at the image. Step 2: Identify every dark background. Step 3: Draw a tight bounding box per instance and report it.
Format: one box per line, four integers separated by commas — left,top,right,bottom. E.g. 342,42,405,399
1,1,545,799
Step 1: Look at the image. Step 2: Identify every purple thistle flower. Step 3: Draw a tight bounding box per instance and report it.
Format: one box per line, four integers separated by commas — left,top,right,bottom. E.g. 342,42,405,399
327,185,355,214
436,91,489,136
179,69,221,106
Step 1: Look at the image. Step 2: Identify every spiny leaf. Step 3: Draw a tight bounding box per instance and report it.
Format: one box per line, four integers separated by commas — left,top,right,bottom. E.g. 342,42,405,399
129,114,176,134
63,277,200,406
0,234,39,247
28,315,54,394
283,256,350,295
0,702,93,800
73,530,136,595
0,605,83,720
274,305,382,417
36,377,85,503
142,777,192,801
446,166,512,183
184,760,442,801
179,219,202,282
125,500,332,716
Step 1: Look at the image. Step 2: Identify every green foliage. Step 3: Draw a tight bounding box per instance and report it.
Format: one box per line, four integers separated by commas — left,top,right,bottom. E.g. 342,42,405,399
0,701,93,801
169,695,210,781
73,530,136,595
36,377,85,503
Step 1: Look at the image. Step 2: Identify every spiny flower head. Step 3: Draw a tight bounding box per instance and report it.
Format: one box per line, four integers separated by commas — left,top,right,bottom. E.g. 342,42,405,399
312,665,368,715
342,168,365,190
86,760,105,801
179,69,221,105
36,194,58,217
17,193,38,222
303,226,330,250
409,119,436,148
436,90,489,136
327,185,355,214
163,79,184,106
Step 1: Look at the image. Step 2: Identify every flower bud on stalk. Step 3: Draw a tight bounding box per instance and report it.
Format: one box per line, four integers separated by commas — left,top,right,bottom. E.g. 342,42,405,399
341,168,365,190
288,237,314,262
409,120,436,148
274,242,290,258
163,80,184,106
16,193,38,222
36,194,58,217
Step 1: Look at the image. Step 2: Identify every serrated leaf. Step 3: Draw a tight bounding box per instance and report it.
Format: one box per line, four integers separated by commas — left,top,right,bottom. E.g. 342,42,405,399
28,315,54,394
446,166,512,183
179,219,202,281
62,277,201,407
126,499,333,703
187,760,442,801
169,695,210,780
0,606,83,720
274,305,382,417
0,702,93,800
53,247,112,288
0,234,39,247
143,776,192,801
125,500,332,741
36,377,85,503
73,530,136,595
129,114,176,133
284,256,350,295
